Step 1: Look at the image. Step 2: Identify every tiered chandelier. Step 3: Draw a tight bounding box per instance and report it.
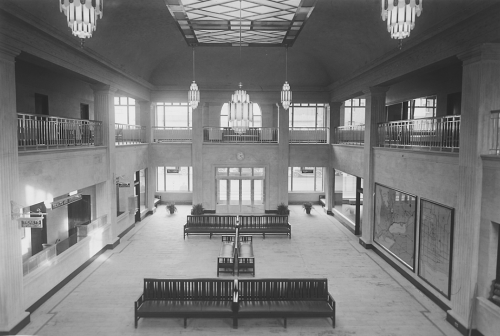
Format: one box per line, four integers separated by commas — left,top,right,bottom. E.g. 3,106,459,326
381,0,423,40
228,0,253,134
281,46,292,110
188,47,200,109
60,0,103,43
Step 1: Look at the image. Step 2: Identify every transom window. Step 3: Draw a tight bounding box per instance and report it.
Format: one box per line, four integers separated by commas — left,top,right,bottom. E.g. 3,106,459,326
220,103,262,127
409,96,437,119
289,103,326,128
114,97,136,125
155,102,192,127
344,99,365,126
288,167,323,192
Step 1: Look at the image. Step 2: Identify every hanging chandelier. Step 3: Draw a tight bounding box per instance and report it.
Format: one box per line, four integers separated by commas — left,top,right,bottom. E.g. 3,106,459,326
381,0,423,40
228,0,253,134
281,46,292,110
60,0,103,41
188,47,200,109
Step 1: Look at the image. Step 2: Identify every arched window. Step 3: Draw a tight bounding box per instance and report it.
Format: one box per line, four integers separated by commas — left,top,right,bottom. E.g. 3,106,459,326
220,103,262,127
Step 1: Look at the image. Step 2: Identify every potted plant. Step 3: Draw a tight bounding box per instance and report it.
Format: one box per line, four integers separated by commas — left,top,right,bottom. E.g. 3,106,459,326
302,202,313,214
191,203,204,215
277,202,289,215
166,202,177,215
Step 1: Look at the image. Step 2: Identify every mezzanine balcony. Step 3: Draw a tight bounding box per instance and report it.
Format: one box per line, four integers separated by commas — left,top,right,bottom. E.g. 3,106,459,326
203,127,278,143
333,125,365,146
115,123,146,145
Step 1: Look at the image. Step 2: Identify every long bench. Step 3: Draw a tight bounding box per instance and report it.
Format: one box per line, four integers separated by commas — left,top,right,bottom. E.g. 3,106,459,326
184,215,237,239
239,215,291,238
234,278,335,328
134,278,237,328
237,235,255,276
218,235,236,276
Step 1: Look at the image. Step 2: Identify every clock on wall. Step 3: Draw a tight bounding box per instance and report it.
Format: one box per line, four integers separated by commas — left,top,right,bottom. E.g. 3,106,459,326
236,152,245,161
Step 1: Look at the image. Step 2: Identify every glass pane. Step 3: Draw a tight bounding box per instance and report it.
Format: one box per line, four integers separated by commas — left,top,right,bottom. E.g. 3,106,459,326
288,167,292,191
353,99,359,107
217,168,228,176
253,168,264,176
241,180,251,205
165,167,189,191
292,107,315,127
156,106,165,126
315,167,323,191
344,99,352,107
157,167,165,191
218,180,227,204
229,168,240,176
254,180,263,205
316,107,324,127
128,106,136,125
241,168,252,176
252,115,262,127
292,167,314,191
289,108,293,127
189,167,193,191
230,180,239,205
344,108,352,126
114,97,120,105
352,107,365,125
120,97,127,105
115,106,128,124
220,115,228,127
360,99,366,107
129,98,135,105
165,105,188,127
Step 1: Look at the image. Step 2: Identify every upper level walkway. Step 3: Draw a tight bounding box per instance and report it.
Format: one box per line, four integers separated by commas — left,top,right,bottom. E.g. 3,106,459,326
20,205,461,336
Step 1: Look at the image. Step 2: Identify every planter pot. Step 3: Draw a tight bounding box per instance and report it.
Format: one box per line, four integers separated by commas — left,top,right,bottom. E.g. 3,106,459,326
306,209,311,214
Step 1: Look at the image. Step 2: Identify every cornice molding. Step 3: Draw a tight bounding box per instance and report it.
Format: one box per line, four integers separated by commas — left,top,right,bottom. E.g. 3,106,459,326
458,43,500,65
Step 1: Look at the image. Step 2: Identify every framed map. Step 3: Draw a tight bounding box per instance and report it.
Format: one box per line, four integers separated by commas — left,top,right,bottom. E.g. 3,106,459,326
374,184,417,270
418,199,454,298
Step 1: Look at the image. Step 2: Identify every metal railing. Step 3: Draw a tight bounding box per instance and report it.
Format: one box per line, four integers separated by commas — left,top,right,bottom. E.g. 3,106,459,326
115,123,146,145
334,125,365,146
289,127,329,143
153,127,192,142
490,110,500,155
17,113,102,151
203,127,278,143
378,115,461,152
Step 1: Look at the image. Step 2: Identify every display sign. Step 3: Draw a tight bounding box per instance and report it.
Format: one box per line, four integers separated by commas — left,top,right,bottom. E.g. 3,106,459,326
301,168,314,174
51,194,82,209
19,217,43,228
167,169,179,173
117,182,131,187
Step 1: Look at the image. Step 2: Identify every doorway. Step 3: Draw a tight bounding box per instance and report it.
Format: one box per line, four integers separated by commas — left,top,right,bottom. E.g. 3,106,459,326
216,167,265,214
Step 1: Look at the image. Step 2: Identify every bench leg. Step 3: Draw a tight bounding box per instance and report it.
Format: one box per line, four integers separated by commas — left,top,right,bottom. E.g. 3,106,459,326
210,233,212,239
184,318,187,328
284,318,287,329
233,317,238,329
263,233,265,239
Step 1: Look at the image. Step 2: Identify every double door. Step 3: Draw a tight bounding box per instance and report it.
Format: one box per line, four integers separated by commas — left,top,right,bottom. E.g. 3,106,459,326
216,178,264,213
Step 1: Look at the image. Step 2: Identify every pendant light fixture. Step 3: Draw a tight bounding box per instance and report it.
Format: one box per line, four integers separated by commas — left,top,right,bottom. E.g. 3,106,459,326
188,47,200,109
60,0,103,46
381,0,423,40
228,0,253,134
281,46,292,110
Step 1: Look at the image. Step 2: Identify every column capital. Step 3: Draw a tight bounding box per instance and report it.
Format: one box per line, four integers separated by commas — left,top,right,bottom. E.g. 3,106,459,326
0,43,21,63
90,84,118,94
328,101,343,110
458,43,500,65
362,86,390,96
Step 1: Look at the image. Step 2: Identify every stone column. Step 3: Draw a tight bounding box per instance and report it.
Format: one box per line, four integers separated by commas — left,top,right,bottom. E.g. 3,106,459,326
446,44,500,331
277,103,289,206
139,101,155,212
191,102,205,206
359,86,389,248
0,43,30,334
325,102,342,214
92,84,119,247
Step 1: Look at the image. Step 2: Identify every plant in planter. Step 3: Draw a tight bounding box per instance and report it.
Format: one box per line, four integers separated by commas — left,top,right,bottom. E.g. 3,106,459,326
302,202,314,214
277,202,289,215
166,202,177,214
191,203,204,215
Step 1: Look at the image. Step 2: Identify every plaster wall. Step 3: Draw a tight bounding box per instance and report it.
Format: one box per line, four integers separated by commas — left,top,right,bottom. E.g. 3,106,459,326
201,144,280,210
156,192,192,205
149,143,192,167
18,148,108,206
481,157,500,222
289,192,323,204
15,60,94,119
289,144,329,167
331,145,364,177
115,145,149,178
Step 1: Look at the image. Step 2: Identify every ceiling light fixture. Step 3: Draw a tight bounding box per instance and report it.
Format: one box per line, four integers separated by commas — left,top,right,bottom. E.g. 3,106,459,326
381,0,422,40
228,0,253,134
188,46,200,109
281,46,292,110
60,0,103,46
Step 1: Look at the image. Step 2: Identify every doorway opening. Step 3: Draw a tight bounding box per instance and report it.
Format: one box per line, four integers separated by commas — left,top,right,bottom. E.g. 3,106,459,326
216,167,265,214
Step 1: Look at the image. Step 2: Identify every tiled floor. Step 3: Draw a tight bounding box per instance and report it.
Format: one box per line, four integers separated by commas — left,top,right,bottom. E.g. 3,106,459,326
19,205,462,336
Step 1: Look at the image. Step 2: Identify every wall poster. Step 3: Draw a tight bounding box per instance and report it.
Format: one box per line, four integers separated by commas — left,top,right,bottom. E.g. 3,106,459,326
374,184,417,270
418,199,454,298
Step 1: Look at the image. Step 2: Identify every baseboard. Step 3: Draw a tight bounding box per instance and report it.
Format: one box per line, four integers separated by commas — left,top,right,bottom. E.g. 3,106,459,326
106,237,121,249
358,237,372,249
470,329,485,336
117,223,135,239
446,311,469,336
0,313,30,335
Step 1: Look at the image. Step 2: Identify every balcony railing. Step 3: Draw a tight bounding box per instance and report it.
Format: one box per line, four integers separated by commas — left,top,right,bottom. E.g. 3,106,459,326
378,115,461,152
289,127,329,143
17,113,102,151
203,127,278,143
490,110,500,155
334,125,365,146
153,127,192,143
115,123,146,145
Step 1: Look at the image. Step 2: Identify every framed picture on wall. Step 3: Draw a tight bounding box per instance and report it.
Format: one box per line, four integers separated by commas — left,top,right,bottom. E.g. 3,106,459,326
373,183,417,270
418,199,454,299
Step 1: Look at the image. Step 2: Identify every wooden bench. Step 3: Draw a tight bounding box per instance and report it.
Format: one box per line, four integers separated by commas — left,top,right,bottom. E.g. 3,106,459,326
218,235,236,276
234,278,335,329
184,215,237,239
239,215,291,238
134,278,237,329
237,235,255,276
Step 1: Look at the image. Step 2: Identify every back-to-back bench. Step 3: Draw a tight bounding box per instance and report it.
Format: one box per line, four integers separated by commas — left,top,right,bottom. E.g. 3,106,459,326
184,215,237,239
239,215,291,238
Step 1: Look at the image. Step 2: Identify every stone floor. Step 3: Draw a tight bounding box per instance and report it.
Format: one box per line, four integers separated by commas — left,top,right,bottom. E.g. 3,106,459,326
19,205,462,336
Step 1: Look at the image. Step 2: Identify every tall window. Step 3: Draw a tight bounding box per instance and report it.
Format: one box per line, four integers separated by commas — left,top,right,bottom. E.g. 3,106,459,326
288,167,323,192
409,96,436,119
156,102,192,127
289,103,326,128
344,99,365,126
157,166,192,191
220,103,262,127
114,97,136,125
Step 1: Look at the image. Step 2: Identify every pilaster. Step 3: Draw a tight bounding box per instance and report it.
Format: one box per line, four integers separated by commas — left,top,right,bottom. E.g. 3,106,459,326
360,86,389,248
191,102,205,206
139,101,155,211
325,102,342,213
0,43,30,334
277,103,289,206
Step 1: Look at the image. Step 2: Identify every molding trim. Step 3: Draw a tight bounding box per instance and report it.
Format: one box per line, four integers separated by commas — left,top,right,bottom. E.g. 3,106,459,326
446,311,469,336
0,314,30,336
358,237,373,249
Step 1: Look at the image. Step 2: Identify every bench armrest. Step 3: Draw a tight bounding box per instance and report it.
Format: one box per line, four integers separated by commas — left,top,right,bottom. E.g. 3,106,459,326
328,293,335,309
135,294,145,309
232,290,239,312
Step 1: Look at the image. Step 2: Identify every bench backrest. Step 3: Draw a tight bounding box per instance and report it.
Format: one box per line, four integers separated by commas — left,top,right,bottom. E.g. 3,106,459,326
239,215,289,228
237,279,328,301
186,215,238,228
143,278,235,301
